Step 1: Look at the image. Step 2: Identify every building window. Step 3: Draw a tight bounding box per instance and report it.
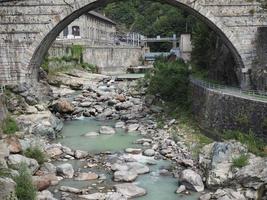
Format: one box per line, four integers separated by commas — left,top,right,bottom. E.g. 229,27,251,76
63,27,69,37
72,26,80,37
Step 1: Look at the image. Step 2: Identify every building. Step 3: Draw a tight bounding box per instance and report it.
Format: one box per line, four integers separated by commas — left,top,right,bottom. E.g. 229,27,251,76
56,11,117,46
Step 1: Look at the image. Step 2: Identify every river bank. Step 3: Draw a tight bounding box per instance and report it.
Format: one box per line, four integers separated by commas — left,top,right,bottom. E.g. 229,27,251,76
0,69,266,200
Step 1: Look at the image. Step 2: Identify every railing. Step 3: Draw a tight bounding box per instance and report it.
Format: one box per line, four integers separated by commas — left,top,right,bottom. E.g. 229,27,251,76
190,76,267,100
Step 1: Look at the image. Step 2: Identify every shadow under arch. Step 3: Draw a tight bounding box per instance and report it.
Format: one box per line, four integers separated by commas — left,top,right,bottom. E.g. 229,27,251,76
30,0,244,78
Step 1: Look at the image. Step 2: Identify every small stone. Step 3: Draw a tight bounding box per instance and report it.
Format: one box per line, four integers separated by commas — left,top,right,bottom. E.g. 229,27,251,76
75,172,98,181
143,149,155,157
176,185,186,194
79,193,106,200
60,186,82,194
125,148,142,154
127,124,139,132
84,132,99,137
115,121,126,129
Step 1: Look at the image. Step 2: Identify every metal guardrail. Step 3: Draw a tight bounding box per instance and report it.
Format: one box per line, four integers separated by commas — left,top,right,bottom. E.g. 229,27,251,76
190,76,267,100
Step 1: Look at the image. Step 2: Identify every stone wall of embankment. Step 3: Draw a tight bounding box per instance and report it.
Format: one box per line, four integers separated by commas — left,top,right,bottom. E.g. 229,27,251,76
0,94,7,125
190,83,267,140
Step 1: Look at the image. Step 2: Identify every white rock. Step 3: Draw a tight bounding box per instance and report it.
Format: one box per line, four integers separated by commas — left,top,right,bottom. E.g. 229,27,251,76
176,185,186,194
79,193,106,200
125,148,142,154
180,169,204,192
114,170,138,182
99,126,115,135
7,154,39,174
84,132,99,137
127,124,139,132
74,150,88,159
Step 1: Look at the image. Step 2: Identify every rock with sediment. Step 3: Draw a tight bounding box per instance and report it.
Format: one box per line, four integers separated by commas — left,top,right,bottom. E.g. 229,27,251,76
74,150,88,159
79,193,106,200
75,172,98,181
84,132,99,137
37,190,57,200
127,124,139,132
143,149,155,157
114,170,138,182
60,186,82,194
125,148,142,154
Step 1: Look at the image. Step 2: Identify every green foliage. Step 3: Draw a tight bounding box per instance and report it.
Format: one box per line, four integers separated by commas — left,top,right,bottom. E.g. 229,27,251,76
70,45,84,63
2,115,19,135
81,63,98,73
223,130,267,157
24,147,46,165
0,167,11,178
232,154,249,168
103,0,196,51
145,58,190,108
235,114,249,126
14,163,37,200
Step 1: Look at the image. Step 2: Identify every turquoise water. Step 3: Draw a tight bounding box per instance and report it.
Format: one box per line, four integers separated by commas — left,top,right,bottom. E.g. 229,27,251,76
57,118,141,153
54,118,200,200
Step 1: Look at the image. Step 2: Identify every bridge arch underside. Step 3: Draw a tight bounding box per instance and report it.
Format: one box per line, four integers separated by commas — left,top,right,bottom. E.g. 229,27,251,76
1,0,265,87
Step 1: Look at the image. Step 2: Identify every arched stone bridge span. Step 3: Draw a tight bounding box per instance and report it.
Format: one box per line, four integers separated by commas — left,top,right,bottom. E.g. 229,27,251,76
0,0,266,88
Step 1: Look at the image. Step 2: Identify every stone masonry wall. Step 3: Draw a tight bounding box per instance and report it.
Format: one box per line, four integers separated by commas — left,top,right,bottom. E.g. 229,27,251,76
190,82,267,140
0,94,7,125
49,44,142,75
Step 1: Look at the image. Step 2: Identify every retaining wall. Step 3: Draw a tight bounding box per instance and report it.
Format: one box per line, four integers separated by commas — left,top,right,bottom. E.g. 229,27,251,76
190,82,267,140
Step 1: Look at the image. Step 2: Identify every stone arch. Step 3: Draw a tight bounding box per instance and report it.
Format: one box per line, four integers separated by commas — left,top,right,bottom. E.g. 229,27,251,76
1,0,265,86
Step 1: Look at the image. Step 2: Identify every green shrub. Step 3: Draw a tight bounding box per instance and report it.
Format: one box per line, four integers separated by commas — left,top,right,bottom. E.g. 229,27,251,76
0,167,11,177
14,163,37,200
232,154,249,168
2,115,19,135
24,147,46,165
146,58,190,108
223,130,266,157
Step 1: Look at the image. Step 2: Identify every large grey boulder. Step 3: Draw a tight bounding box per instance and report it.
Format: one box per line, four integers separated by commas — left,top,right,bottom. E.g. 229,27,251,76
16,111,63,139
56,163,74,178
106,192,127,200
51,99,74,114
115,183,146,198
199,141,247,187
99,126,115,135
179,169,204,192
212,188,246,200
0,177,17,200
7,154,39,174
37,190,57,200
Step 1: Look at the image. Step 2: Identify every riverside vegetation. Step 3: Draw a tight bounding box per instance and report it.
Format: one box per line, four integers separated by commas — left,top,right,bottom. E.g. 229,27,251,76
0,56,266,199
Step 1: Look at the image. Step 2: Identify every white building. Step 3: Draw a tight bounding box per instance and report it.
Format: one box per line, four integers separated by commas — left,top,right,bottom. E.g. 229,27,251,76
57,11,117,46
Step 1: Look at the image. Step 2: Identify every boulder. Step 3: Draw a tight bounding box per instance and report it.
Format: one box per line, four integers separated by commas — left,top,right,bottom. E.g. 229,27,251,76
74,150,88,159
176,185,186,194
199,141,247,187
99,126,115,135
60,186,82,194
52,99,74,114
0,141,10,159
0,177,17,200
79,193,106,200
115,183,146,198
115,121,126,129
39,163,57,175
125,148,142,154
4,136,22,153
75,172,98,181
127,124,139,132
127,162,150,174
16,111,63,139
32,174,58,191
143,149,155,157
37,190,57,200
212,188,246,200
114,170,138,182
45,146,63,158
179,169,204,192
7,154,39,174
56,163,74,178
106,192,127,200
116,95,126,102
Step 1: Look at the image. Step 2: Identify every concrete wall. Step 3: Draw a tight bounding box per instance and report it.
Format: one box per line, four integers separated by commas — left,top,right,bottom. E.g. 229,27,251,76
190,82,267,140
49,44,142,74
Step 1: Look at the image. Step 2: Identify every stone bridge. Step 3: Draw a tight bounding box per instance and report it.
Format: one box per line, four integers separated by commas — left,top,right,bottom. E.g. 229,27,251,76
0,0,266,88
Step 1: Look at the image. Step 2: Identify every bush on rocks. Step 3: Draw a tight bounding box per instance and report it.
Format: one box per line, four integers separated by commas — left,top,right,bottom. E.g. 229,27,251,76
2,115,19,135
24,147,46,165
14,163,37,200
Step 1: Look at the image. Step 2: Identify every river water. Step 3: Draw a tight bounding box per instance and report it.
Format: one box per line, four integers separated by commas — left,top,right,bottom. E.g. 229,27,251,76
53,117,200,200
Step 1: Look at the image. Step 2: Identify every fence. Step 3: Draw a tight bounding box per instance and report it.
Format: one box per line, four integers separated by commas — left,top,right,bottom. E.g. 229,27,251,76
190,76,267,100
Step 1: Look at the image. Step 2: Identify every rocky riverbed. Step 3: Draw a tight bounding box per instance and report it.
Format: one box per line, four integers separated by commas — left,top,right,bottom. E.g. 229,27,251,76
0,69,266,200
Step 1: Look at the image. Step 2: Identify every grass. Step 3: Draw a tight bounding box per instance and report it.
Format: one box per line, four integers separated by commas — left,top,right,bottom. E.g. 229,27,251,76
223,130,267,157
14,163,37,200
24,147,46,165
232,154,249,168
1,115,19,135
0,167,11,178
